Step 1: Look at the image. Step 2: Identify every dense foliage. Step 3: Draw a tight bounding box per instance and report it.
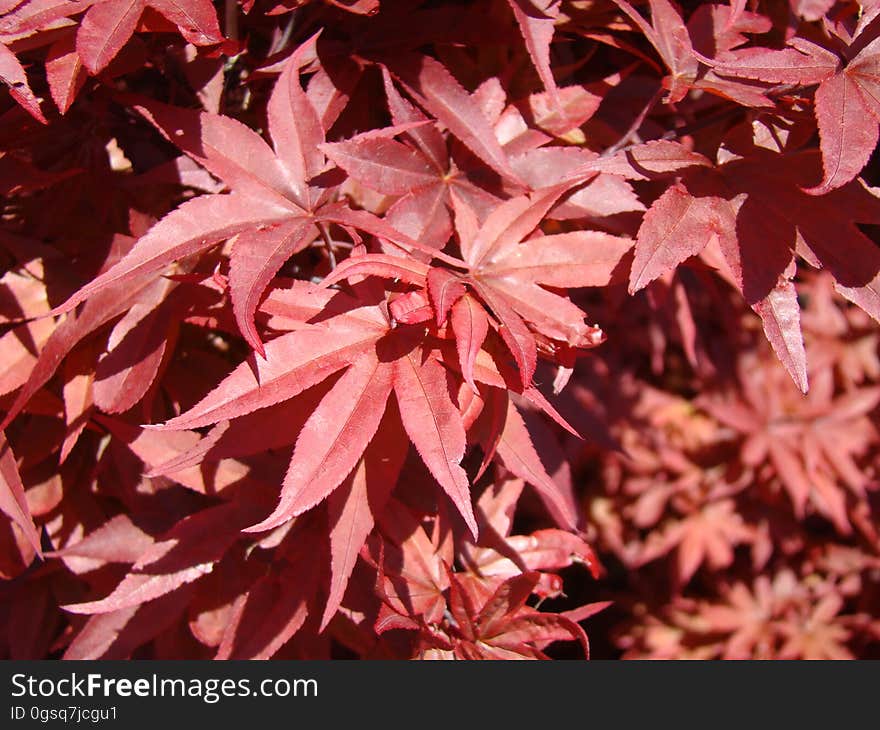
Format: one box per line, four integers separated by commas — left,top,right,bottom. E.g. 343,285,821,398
1,0,879,659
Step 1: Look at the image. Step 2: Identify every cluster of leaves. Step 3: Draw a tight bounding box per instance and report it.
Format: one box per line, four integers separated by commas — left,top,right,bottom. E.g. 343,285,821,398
1,0,879,659
581,270,880,657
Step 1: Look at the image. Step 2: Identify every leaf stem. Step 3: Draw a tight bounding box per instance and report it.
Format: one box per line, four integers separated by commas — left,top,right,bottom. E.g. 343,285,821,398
603,87,662,157
318,222,337,270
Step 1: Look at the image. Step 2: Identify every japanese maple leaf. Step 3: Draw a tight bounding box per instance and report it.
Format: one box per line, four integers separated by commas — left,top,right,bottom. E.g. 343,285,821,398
319,412,410,631
440,570,590,659
56,481,326,658
321,185,631,390
49,36,427,356
322,67,610,245
686,1,772,59
319,67,502,251
698,571,854,659
699,357,880,533
624,127,880,392
489,74,606,155
212,520,325,659
375,558,592,659
636,499,754,584
776,594,853,660
505,151,644,229
366,503,597,659
696,574,789,659
0,255,55,400
1,0,222,110
151,280,481,538
380,52,525,185
701,30,880,192
259,0,380,17
610,0,697,102
148,344,410,636
76,0,223,73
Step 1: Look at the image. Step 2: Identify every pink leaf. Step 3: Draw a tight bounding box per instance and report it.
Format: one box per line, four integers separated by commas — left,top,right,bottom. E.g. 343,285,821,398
60,344,95,463
93,279,177,413
64,588,195,659
0,43,46,123
494,401,578,529
320,203,466,266
76,0,145,74
752,280,808,394
629,184,730,293
133,99,296,206
477,570,541,633
393,348,477,538
381,66,448,171
322,409,409,630
805,71,878,195
266,34,326,204
321,133,439,195
524,85,602,137
582,140,712,180
49,515,154,564
0,431,41,556
385,185,453,252
847,38,880,119
470,279,537,388
507,0,561,106
480,276,597,348
45,35,87,114
216,545,320,659
64,502,251,614
451,294,489,394
148,0,223,45
484,231,633,287
388,53,522,184
2,272,164,431
319,253,430,289
706,37,840,86
466,186,568,267
611,0,698,101
427,268,467,325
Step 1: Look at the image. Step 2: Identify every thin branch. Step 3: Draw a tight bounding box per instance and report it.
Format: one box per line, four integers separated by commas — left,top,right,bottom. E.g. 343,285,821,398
603,86,663,157
268,12,298,57
224,0,238,41
318,222,337,270
610,83,804,156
